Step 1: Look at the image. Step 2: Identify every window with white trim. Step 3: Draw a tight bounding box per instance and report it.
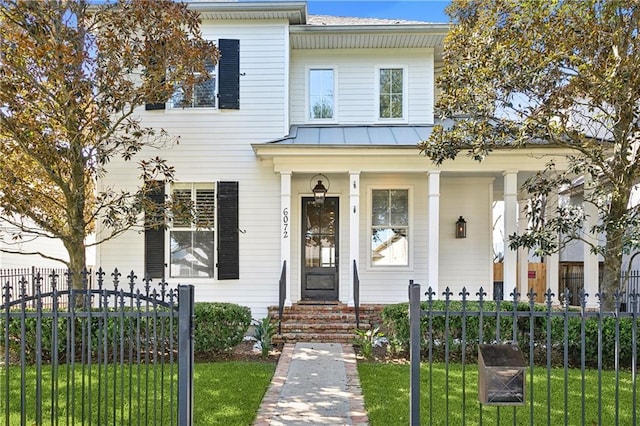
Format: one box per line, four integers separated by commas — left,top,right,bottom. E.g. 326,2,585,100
309,68,334,120
371,189,409,266
144,181,239,280
169,60,216,109
146,39,239,111
170,183,215,277
378,68,405,119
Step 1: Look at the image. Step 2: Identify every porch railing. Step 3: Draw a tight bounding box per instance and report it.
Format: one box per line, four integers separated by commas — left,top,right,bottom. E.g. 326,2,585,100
353,259,360,329
277,260,286,334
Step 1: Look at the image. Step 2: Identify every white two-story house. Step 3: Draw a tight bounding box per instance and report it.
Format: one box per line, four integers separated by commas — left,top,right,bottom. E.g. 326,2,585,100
96,1,581,320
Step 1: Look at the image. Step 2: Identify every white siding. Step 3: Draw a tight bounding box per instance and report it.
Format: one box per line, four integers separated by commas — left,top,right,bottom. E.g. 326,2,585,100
355,173,429,304
0,219,69,268
0,237,68,269
96,17,521,316
97,21,289,319
439,177,494,298
290,48,435,125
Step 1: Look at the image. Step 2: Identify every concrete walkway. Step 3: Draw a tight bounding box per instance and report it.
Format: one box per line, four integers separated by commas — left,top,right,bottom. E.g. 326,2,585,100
253,342,369,426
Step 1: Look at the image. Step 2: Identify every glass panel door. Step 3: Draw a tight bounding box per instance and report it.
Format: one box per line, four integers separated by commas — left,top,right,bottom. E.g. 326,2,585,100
301,197,339,301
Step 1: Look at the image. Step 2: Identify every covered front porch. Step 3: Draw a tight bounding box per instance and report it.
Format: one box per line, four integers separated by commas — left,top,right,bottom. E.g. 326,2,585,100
253,125,583,306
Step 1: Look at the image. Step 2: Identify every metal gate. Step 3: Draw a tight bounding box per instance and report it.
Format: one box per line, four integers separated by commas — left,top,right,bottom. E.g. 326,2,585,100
1,269,194,425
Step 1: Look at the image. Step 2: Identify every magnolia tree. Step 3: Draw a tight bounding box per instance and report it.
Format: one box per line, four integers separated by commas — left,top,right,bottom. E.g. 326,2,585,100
0,0,217,289
420,0,640,309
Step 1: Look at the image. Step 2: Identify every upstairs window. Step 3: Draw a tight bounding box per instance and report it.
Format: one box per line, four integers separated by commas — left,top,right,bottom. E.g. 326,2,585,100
170,60,216,108
378,68,405,119
371,189,409,266
146,39,240,111
309,68,334,120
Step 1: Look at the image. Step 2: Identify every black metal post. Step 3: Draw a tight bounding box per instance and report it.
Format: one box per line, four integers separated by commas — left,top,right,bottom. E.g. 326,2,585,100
409,280,421,426
178,285,194,426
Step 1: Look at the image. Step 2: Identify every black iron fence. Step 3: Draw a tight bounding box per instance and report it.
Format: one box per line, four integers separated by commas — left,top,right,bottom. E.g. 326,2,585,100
1,269,194,425
560,268,640,311
0,267,94,309
409,281,639,426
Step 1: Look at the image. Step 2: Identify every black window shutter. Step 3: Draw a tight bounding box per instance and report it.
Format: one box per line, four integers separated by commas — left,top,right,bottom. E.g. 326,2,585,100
218,39,240,110
144,73,166,110
144,64,166,109
217,181,239,280
145,182,165,279
145,45,166,110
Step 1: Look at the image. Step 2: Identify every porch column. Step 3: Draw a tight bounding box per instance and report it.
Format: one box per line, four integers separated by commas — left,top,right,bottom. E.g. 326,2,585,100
428,171,440,295
583,176,599,309
348,172,360,307
503,171,518,293
280,171,292,306
517,199,529,299
545,193,560,305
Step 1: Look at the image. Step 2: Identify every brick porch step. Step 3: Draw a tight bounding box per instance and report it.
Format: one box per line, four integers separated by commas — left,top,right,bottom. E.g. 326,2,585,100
273,332,356,344
268,303,376,344
280,322,358,333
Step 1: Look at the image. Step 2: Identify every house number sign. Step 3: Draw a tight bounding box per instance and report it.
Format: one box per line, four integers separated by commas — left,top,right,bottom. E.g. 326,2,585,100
282,207,289,238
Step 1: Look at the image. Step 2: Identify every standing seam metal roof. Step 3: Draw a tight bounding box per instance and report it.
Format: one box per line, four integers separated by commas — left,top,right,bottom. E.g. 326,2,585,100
262,125,435,146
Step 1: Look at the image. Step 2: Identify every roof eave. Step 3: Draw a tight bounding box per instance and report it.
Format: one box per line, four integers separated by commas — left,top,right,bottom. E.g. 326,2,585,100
188,1,307,24
290,23,450,34
252,141,574,157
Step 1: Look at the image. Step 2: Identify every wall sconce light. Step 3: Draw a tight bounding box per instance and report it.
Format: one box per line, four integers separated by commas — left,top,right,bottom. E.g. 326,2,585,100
311,174,329,205
456,216,467,238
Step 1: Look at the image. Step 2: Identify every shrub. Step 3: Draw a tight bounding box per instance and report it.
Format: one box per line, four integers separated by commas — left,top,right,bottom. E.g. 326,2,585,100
354,326,384,360
253,315,276,358
381,302,637,368
549,315,637,369
1,301,253,363
1,309,176,364
193,302,251,356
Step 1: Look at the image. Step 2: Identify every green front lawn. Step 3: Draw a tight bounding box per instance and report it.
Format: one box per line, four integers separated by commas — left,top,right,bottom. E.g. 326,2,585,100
193,362,275,425
0,361,275,425
358,362,637,425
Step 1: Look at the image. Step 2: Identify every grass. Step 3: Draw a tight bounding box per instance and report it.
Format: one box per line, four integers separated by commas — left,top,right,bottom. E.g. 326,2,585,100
0,361,275,425
193,362,274,425
358,362,637,425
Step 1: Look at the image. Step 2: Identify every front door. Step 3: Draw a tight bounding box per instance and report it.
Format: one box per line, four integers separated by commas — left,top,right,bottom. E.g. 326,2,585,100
301,197,339,301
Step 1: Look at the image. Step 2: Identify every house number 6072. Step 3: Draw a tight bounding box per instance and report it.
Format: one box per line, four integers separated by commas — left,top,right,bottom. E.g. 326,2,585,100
282,208,289,238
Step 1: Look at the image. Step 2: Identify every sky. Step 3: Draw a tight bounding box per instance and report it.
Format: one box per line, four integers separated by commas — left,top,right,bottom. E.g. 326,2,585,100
296,1,450,23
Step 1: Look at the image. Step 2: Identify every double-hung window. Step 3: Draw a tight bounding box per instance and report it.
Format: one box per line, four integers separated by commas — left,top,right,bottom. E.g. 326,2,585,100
144,181,239,280
170,60,216,108
378,67,405,120
309,68,334,120
170,183,216,277
146,39,240,111
371,189,409,266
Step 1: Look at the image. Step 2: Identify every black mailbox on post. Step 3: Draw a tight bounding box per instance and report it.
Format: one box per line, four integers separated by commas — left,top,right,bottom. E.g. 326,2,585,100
478,344,526,405
493,281,504,301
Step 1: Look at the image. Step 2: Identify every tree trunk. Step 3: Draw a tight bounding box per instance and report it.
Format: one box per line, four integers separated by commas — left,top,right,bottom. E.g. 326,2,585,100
601,251,622,311
65,238,87,291
600,196,627,311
